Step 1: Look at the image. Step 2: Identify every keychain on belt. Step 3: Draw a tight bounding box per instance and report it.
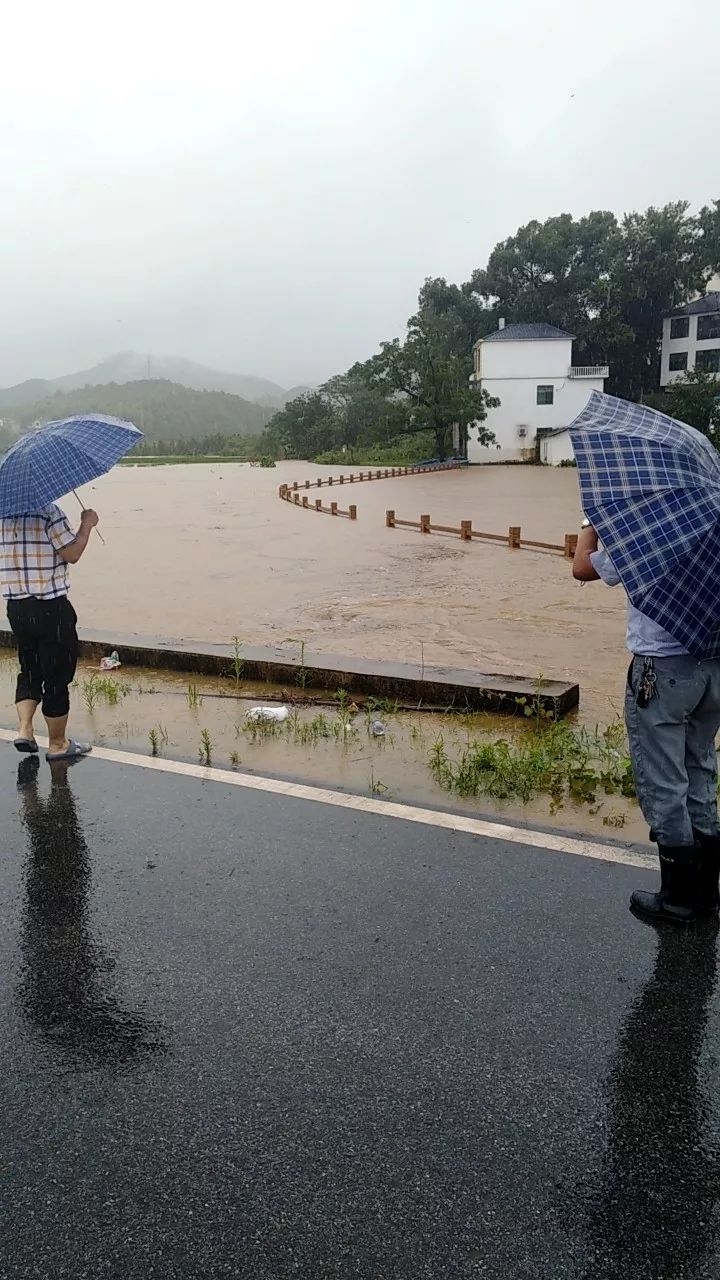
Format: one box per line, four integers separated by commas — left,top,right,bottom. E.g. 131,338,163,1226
636,656,657,708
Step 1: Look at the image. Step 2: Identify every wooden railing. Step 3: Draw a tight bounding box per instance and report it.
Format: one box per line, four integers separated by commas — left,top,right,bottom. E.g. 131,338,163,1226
385,511,578,558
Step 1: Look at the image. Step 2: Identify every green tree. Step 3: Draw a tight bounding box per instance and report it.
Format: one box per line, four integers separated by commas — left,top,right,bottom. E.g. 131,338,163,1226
468,210,620,363
466,203,716,399
372,307,497,459
649,368,720,444
264,391,339,459
604,202,707,399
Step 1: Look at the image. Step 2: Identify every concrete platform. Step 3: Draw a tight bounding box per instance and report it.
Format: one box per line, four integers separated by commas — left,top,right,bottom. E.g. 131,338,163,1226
0,625,580,717
0,748,718,1278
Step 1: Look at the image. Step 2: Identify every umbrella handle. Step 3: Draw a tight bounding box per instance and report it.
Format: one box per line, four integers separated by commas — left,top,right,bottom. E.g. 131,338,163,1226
73,488,105,544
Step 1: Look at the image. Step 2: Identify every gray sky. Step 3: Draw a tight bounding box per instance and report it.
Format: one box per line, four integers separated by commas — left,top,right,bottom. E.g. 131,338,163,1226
2,0,718,390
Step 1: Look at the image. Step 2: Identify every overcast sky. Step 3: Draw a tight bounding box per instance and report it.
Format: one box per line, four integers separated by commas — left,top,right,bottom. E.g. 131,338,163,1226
2,0,718,389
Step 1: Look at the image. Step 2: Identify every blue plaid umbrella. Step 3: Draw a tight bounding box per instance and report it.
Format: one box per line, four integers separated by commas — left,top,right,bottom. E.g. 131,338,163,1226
569,391,720,657
0,414,143,517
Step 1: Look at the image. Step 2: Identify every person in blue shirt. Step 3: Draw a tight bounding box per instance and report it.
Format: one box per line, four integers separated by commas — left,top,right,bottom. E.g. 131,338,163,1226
573,521,720,925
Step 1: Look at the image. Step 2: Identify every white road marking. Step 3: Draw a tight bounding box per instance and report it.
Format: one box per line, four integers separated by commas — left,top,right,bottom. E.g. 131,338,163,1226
0,728,651,869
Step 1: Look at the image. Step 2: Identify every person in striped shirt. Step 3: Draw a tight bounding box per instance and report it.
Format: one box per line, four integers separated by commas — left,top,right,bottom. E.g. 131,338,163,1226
1,502,99,761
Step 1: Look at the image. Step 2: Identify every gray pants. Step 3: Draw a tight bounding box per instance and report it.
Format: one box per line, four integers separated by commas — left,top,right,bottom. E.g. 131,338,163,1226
625,654,720,846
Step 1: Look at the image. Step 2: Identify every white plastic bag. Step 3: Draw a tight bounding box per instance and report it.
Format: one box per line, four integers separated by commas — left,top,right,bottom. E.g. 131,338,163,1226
247,706,289,724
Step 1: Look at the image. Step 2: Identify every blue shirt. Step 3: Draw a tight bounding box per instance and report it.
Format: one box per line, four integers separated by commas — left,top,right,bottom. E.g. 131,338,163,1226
590,548,688,658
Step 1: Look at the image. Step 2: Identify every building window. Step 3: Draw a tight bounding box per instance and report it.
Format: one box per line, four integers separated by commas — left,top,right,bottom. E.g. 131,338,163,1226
669,352,688,372
670,316,689,340
536,385,554,405
698,315,720,342
696,349,720,374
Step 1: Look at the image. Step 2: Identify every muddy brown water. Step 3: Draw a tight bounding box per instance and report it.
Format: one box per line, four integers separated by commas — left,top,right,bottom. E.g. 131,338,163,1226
58,461,627,726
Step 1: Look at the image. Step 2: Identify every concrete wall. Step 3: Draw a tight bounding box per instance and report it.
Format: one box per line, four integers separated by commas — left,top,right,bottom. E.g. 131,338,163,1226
660,299,720,386
539,431,574,465
468,371,603,463
475,337,573,381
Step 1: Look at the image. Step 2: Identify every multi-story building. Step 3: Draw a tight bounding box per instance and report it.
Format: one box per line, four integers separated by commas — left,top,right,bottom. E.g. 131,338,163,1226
467,320,608,463
660,290,720,387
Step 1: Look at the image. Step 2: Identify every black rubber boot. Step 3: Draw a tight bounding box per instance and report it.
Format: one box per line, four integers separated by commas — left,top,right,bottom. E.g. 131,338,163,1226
692,830,720,915
630,845,699,925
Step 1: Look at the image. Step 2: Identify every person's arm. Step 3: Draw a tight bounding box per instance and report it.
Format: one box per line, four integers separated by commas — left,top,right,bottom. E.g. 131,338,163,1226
572,524,600,581
56,509,99,564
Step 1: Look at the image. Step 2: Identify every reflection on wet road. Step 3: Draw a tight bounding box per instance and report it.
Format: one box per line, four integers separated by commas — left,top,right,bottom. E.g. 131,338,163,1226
587,921,720,1279
16,757,166,1067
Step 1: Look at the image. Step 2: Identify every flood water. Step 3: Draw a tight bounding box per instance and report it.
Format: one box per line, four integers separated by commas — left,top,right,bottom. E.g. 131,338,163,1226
64,461,627,725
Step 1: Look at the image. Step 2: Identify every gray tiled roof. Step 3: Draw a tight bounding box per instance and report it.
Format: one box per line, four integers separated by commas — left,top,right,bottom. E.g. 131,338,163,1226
479,322,574,343
669,291,720,317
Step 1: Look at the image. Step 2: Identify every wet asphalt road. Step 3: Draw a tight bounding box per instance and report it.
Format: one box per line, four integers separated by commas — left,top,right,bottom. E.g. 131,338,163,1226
1,755,720,1279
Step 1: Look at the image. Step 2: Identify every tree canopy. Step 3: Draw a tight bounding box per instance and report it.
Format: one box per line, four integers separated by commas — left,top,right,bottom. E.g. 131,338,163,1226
264,198,720,462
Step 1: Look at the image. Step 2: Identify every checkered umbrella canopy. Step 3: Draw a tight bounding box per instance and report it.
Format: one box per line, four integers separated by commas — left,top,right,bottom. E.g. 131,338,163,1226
569,391,720,657
0,414,143,516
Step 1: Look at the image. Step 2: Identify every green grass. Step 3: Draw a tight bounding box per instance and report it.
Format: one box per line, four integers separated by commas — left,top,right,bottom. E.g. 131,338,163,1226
429,720,635,808
199,728,213,766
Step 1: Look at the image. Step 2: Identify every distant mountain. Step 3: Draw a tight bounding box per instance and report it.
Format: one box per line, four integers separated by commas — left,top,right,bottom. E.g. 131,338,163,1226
0,378,58,411
0,351,310,412
54,351,292,404
12,379,273,442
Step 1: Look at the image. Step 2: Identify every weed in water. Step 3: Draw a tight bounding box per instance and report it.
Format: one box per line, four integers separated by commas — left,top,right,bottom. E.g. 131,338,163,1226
93,676,129,707
82,675,100,714
187,682,202,710
148,728,160,757
366,695,400,719
428,718,634,809
199,728,213,766
284,636,311,689
333,688,358,742
369,767,389,795
228,636,245,691
230,750,241,767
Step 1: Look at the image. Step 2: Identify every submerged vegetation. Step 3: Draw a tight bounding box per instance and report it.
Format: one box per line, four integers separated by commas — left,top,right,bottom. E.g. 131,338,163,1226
429,720,635,808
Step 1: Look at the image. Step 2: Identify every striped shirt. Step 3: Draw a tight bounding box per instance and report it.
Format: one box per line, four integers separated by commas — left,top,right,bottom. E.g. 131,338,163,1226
0,505,76,600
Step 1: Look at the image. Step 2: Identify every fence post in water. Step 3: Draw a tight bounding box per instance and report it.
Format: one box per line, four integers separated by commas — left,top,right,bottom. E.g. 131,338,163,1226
315,499,322,511
328,476,333,486
564,533,578,558
349,505,357,521
460,519,472,541
294,493,300,505
317,478,323,488
420,514,430,534
339,475,344,484
376,470,382,480
302,496,309,507
330,501,338,516
293,481,298,490
349,474,355,483
386,509,395,528
509,526,521,549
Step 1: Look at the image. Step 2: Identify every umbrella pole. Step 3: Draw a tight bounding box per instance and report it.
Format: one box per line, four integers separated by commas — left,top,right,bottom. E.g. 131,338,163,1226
73,488,105,544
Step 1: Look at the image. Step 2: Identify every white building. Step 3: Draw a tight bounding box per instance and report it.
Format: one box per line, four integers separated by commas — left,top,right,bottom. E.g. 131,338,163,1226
660,290,720,387
466,321,608,464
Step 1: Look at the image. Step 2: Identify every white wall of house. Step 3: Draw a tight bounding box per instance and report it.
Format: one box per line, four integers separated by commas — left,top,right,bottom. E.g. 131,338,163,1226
539,430,573,465
467,331,606,463
660,295,720,386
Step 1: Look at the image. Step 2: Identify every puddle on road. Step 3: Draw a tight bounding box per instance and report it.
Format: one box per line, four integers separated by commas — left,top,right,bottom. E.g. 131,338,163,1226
0,656,645,846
